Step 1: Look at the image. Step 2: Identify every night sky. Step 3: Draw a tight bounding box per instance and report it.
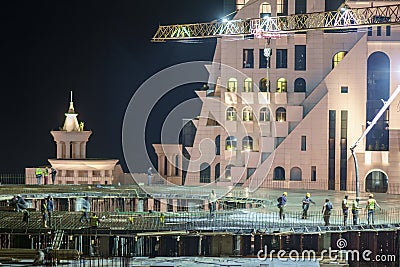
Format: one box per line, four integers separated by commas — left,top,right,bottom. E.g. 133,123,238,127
1,1,225,172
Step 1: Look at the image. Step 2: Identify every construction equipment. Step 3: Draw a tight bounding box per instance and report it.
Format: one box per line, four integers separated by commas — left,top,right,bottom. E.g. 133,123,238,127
152,3,400,42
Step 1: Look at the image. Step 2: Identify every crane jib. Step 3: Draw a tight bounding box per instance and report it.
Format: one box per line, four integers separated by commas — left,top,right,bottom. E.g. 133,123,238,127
152,4,400,42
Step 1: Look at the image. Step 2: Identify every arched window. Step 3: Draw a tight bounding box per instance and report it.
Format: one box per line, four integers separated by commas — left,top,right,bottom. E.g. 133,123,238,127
215,163,220,181
332,51,348,69
294,78,306,92
259,107,270,122
227,78,237,92
244,78,253,92
290,167,302,181
225,164,234,179
365,170,388,193
226,107,237,121
366,51,390,151
260,2,271,18
242,107,253,121
226,136,237,151
242,136,253,151
259,78,270,92
273,166,285,180
200,163,211,183
215,135,220,155
276,107,286,122
276,78,287,93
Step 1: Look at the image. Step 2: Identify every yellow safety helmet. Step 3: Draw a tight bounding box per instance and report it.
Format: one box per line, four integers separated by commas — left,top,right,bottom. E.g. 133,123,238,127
369,193,374,198
283,192,287,196
306,193,310,197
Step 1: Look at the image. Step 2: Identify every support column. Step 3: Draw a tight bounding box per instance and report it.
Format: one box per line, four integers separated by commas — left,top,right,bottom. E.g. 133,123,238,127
158,155,165,176
56,142,63,159
81,142,87,158
72,142,80,159
65,141,71,159
167,156,174,177
178,154,182,177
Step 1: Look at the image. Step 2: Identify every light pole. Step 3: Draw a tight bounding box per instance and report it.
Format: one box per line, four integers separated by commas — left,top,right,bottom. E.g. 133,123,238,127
350,85,400,199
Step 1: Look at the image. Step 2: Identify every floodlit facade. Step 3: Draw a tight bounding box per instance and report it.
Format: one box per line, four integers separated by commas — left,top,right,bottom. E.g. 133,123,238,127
154,0,400,194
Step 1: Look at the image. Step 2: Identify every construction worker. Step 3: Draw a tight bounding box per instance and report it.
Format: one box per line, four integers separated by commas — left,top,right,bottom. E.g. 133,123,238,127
208,190,218,217
160,213,165,224
352,197,362,225
302,193,316,219
277,192,287,220
46,195,54,227
35,167,43,185
43,167,49,185
90,213,100,228
80,196,90,223
40,198,48,228
366,194,381,225
322,199,333,226
342,195,349,226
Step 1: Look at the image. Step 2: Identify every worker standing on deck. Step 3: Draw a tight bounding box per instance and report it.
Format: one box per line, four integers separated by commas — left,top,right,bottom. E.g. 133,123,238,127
90,213,100,228
80,196,90,223
46,195,54,227
277,192,287,220
322,199,333,226
352,197,362,225
35,167,43,185
302,193,315,219
342,195,349,226
366,194,381,225
43,167,49,185
16,195,27,212
208,189,218,217
41,198,48,228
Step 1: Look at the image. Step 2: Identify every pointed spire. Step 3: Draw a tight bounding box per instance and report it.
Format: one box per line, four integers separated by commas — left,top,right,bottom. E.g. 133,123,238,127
68,90,76,114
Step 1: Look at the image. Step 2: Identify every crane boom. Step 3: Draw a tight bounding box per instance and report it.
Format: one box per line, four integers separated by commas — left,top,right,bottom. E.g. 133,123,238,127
152,4,400,42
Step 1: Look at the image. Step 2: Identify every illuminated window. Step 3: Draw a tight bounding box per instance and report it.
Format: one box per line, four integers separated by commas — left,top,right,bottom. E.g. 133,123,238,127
259,78,270,92
242,106,253,121
276,107,286,122
244,78,253,92
243,49,254,68
236,0,250,10
242,136,253,151
277,0,288,15
225,164,234,179
294,78,306,92
226,136,237,151
332,51,347,69
259,107,270,122
227,78,237,92
226,107,237,121
276,78,287,93
273,166,285,180
260,2,271,17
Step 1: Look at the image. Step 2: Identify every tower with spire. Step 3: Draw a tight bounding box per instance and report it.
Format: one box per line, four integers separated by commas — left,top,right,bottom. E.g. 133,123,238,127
51,91,92,159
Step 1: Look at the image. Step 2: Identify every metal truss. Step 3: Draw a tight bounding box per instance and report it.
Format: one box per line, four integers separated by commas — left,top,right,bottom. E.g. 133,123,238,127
152,4,400,41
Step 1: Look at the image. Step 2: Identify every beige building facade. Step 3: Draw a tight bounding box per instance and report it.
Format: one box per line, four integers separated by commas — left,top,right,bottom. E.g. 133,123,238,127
154,0,400,194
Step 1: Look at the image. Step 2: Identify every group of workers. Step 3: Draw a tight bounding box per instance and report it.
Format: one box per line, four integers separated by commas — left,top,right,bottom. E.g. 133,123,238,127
35,167,57,185
277,192,382,226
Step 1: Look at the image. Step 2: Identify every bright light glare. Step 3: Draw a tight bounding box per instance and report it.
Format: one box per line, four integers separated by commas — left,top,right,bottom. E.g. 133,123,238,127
222,18,229,23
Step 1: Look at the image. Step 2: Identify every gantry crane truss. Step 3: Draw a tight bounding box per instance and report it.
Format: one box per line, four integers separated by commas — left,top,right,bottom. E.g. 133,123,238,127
152,4,400,41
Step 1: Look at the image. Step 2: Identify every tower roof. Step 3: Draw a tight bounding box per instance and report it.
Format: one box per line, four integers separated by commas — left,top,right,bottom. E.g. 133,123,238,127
62,91,80,132
67,91,76,114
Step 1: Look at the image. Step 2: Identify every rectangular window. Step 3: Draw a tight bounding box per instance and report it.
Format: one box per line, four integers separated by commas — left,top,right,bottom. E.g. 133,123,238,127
277,0,288,15
386,25,391,36
243,49,254,68
295,45,306,70
328,110,336,190
341,86,348,94
368,27,372,36
167,199,173,212
340,110,348,191
377,26,382,36
301,136,306,151
295,0,307,14
247,168,256,179
259,49,270,68
311,166,316,181
276,49,287,68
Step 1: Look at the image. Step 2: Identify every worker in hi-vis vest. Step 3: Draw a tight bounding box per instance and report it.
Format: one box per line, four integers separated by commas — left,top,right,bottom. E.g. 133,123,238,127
35,168,43,185
366,194,381,225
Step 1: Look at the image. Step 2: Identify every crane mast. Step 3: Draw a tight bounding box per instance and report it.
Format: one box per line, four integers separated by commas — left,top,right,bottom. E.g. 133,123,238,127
152,4,400,42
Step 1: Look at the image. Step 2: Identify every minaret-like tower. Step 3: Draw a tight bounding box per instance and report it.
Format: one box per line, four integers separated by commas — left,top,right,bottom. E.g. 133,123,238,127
51,92,92,159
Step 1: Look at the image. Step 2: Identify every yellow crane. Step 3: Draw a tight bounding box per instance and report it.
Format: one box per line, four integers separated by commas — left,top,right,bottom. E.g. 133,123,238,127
152,3,400,42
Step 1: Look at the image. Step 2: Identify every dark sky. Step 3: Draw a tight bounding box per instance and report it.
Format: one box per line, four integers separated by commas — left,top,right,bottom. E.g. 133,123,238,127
1,1,226,172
